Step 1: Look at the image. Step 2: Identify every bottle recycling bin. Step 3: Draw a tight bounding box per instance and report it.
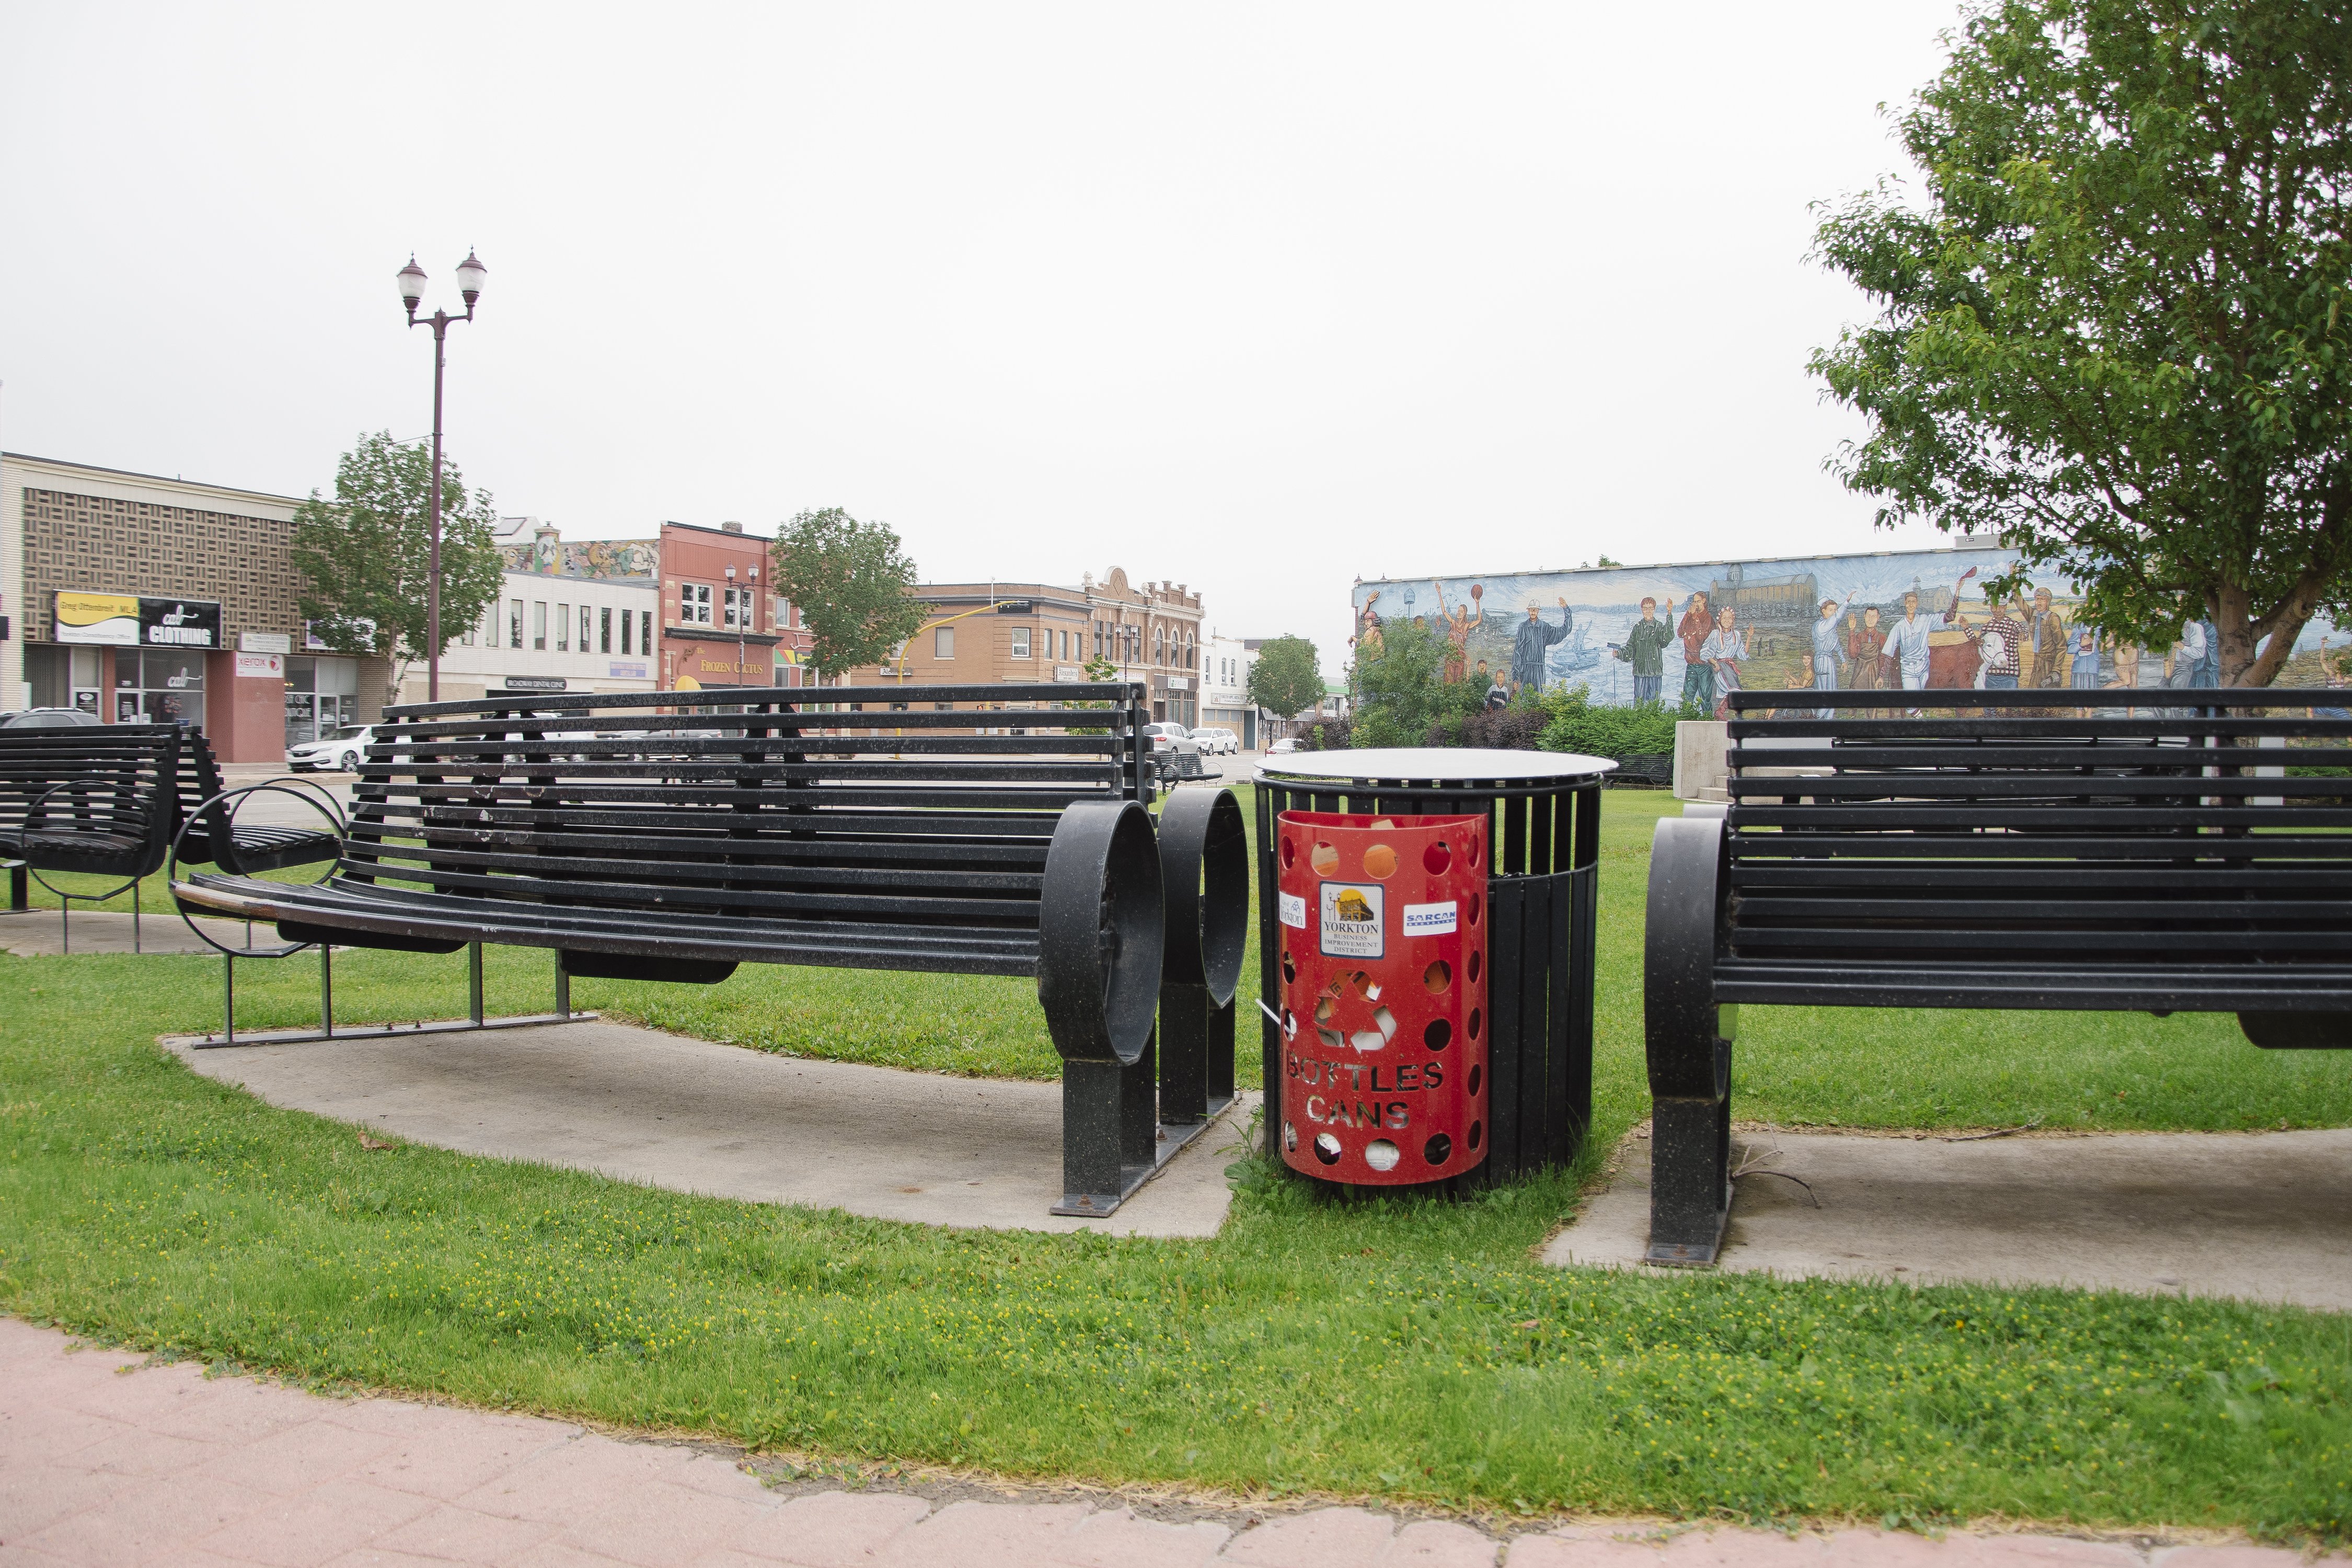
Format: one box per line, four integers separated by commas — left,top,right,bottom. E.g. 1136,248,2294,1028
1273,809,1489,1184
1255,748,1614,1190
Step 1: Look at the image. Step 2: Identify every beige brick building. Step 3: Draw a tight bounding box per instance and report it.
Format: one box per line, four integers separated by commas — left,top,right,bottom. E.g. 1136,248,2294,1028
845,567,1205,724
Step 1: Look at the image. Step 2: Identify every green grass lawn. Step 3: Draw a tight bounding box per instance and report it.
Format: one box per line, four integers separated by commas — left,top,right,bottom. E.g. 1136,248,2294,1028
3,788,2349,1538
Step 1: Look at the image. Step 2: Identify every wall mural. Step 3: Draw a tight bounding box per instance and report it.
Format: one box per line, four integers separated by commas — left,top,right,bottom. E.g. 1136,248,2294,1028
498,537,659,580
1353,544,2344,713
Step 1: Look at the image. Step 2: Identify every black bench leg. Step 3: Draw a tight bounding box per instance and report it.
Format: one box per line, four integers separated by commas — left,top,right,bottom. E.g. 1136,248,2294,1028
7,864,25,913
1160,983,1208,1123
1121,1028,1158,1174
1060,1059,1127,1212
1644,815,1734,1265
1207,993,1234,1107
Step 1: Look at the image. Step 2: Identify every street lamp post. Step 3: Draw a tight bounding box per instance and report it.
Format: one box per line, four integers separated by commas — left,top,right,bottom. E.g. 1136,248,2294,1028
396,250,488,703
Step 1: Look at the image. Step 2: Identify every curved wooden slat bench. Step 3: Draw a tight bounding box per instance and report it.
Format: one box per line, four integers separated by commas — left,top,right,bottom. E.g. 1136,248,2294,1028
171,683,1242,1216
1645,687,2352,1264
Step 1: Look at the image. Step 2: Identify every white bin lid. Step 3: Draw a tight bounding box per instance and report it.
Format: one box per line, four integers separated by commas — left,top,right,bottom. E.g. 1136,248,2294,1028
1256,747,1616,788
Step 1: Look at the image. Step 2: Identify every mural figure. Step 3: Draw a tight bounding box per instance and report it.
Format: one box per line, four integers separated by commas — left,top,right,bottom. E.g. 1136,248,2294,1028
1613,595,1675,705
1511,597,1571,695
2023,587,2069,690
1963,591,2025,690
1809,593,1853,715
1354,590,1386,660
1432,579,1483,684
1880,590,1941,691
1701,605,1747,720
1676,591,1714,711
1844,605,1891,695
2165,617,2219,690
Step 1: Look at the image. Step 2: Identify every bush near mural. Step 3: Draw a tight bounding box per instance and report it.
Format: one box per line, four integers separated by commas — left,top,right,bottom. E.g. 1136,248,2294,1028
1354,544,2346,725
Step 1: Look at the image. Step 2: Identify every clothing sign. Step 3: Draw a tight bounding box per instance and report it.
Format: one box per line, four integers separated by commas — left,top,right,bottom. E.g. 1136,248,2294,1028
1318,882,1385,959
54,593,222,648
142,599,221,648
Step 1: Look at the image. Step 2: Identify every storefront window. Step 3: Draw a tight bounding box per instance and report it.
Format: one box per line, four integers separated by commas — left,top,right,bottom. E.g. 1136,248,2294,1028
284,656,360,748
113,649,206,729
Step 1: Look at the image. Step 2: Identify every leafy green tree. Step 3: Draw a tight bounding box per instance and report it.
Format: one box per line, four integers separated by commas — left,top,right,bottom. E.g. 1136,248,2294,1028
1811,0,2352,684
768,508,926,684
291,431,505,697
1350,620,1485,748
1245,636,1324,729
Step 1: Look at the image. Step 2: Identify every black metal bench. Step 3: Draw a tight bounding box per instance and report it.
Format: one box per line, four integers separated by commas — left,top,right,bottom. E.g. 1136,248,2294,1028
1644,688,2352,1264
172,729,343,875
0,724,181,946
170,683,1246,1216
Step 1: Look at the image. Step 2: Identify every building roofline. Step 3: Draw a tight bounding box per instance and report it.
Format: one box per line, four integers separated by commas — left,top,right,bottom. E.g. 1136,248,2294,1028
2,451,306,509
663,520,775,542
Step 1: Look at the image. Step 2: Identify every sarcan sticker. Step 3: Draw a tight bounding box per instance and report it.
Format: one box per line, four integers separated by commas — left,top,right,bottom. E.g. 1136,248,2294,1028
1278,891,1307,930
1401,901,1458,936
1318,882,1385,959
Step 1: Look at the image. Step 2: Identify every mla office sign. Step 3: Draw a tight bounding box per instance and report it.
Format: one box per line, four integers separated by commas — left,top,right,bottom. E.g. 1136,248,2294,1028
54,592,223,649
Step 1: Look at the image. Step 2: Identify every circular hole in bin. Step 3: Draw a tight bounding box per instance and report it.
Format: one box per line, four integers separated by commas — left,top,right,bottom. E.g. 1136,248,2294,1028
1470,839,1483,867
1281,836,1297,870
1283,1121,1298,1152
1314,1132,1343,1166
1362,843,1398,879
1315,996,1334,1023
1424,840,1451,875
1424,1133,1452,1166
1469,1120,1483,1151
1468,1007,1482,1041
1467,893,1482,927
1423,959,1451,994
1467,950,1482,985
1423,1017,1451,1051
1282,949,1296,984
1310,843,1340,876
1365,1139,1401,1173
1468,1063,1483,1098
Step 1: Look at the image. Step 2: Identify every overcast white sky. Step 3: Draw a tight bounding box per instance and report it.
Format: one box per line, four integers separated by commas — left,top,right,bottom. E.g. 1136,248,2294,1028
3,3,1960,670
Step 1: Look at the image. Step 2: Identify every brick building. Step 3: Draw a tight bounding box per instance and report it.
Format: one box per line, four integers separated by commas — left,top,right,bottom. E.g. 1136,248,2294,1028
841,567,1205,723
1,452,390,761
658,521,812,692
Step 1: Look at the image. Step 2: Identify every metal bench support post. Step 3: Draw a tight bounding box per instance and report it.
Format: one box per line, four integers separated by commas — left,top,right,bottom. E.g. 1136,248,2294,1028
555,954,570,1019
222,955,236,1045
6,864,26,913
319,944,333,1039
469,941,485,1024
1644,814,1733,1265
1060,1060,1125,1208
1159,985,1208,1123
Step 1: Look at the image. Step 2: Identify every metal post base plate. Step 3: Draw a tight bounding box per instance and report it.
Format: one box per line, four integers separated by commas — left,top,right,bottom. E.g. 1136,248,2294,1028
1051,1091,1235,1217
1643,1181,1732,1267
183,1011,598,1050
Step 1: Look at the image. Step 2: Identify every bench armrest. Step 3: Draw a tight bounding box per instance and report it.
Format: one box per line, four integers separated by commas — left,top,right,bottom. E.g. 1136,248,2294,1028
1645,814,1732,1100
1038,799,1165,1064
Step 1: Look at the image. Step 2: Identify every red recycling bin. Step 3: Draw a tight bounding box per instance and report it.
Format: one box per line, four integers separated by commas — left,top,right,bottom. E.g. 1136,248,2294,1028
1273,810,1489,1184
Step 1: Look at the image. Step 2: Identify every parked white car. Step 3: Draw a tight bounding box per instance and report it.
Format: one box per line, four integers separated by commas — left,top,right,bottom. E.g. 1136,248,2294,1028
1191,726,1239,755
1142,722,1202,759
1266,735,1303,755
288,723,379,773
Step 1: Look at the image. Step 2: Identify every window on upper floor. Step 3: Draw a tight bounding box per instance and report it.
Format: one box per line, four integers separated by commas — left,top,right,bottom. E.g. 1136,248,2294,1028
723,585,752,630
682,584,712,625
532,601,548,651
510,599,524,649
936,625,955,660
1011,627,1031,659
556,603,570,652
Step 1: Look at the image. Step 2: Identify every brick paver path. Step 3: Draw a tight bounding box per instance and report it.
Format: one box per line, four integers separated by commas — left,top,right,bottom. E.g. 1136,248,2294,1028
2,1318,2335,1567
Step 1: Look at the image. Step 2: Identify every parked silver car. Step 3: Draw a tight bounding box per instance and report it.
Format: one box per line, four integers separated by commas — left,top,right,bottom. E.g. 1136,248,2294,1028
0,707,101,730
289,723,379,773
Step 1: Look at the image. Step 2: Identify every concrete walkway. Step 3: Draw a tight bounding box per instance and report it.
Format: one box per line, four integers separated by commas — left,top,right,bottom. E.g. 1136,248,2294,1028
168,1021,1253,1238
1,1318,2328,1567
3,909,259,958
1544,1127,2352,1312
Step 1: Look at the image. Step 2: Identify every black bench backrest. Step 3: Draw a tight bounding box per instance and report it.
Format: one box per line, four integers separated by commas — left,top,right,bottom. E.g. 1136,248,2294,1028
0,723,182,874
347,683,1151,937
1723,689,2352,972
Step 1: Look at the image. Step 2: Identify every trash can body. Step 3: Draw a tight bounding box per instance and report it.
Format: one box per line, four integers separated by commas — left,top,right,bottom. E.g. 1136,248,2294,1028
1254,748,1613,1189
1273,810,1488,1184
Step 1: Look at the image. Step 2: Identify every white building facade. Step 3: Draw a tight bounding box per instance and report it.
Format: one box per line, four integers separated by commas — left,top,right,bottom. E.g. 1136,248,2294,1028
1198,633,1259,748
399,526,662,704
